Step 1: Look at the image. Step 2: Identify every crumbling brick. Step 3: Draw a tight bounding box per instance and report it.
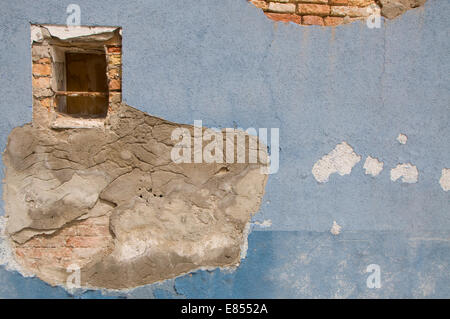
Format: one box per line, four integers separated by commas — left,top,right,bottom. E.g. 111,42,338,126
251,0,426,26
330,0,349,5
303,15,325,26
32,76,51,89
32,63,52,77
250,0,269,10
106,46,121,54
264,12,302,24
298,4,331,16
108,68,121,79
108,54,121,66
268,2,296,13
32,88,53,98
109,79,121,91
330,5,370,17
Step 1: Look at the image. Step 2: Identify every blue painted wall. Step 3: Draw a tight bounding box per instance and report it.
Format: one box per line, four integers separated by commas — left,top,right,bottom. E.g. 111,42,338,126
0,0,448,298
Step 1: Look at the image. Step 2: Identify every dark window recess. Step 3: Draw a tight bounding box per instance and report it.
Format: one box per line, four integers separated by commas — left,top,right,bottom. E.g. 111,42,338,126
57,53,108,117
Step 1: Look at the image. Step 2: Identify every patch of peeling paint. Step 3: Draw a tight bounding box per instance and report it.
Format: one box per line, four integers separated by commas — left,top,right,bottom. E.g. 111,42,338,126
312,142,361,183
390,163,419,184
363,156,384,177
330,221,342,236
439,168,450,191
397,133,408,145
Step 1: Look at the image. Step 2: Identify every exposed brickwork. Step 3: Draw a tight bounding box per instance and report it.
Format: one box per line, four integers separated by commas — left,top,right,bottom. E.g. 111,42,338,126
14,215,113,284
303,15,325,25
264,12,302,24
249,0,427,27
105,46,122,97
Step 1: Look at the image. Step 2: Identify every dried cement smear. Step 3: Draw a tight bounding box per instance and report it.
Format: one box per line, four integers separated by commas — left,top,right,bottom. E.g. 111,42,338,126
390,163,419,184
2,103,268,289
363,156,384,177
439,169,450,191
312,142,361,183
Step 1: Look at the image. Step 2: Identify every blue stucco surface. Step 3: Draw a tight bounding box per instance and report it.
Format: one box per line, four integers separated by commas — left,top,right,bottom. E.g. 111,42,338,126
0,0,448,298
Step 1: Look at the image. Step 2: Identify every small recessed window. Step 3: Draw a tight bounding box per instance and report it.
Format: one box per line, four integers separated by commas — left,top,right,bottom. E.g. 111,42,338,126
31,24,122,129
55,52,109,118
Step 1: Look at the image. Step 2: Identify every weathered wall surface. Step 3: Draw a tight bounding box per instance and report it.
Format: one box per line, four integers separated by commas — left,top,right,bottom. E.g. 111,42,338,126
0,0,449,298
250,0,427,26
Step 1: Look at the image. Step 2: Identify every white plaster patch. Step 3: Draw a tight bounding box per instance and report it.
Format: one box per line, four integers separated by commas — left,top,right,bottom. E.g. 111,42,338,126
44,25,118,40
0,216,33,277
312,142,361,183
363,156,384,177
30,25,44,44
397,133,408,145
390,163,419,184
31,24,120,43
330,221,342,236
240,222,252,260
439,168,450,191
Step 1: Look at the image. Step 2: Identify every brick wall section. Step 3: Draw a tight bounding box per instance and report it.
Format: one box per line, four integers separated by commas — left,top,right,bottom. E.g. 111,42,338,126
32,44,54,127
250,0,427,26
250,0,375,26
14,215,113,284
105,45,122,113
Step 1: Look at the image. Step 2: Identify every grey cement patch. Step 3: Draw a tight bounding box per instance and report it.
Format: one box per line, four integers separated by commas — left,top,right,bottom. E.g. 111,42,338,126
2,103,268,289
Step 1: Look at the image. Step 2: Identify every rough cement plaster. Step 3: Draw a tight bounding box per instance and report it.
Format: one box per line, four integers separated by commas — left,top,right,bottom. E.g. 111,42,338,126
2,103,268,289
0,0,449,298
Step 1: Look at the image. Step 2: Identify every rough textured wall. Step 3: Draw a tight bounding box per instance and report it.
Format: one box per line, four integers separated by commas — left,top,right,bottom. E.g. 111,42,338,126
0,0,448,298
3,103,268,289
250,0,426,26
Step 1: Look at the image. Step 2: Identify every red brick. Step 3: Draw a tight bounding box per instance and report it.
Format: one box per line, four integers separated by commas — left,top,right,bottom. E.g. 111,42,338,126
349,0,373,6
264,12,302,24
299,0,328,3
32,76,51,89
302,15,325,26
298,4,330,16
32,63,51,76
329,0,349,5
109,79,121,91
324,16,344,26
268,2,296,13
107,46,121,53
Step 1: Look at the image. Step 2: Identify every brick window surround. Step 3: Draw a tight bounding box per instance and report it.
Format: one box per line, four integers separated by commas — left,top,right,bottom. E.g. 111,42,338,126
31,24,122,129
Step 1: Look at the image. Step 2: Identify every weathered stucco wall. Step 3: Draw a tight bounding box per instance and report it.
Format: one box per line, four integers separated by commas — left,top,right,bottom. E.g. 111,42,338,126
0,0,449,298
